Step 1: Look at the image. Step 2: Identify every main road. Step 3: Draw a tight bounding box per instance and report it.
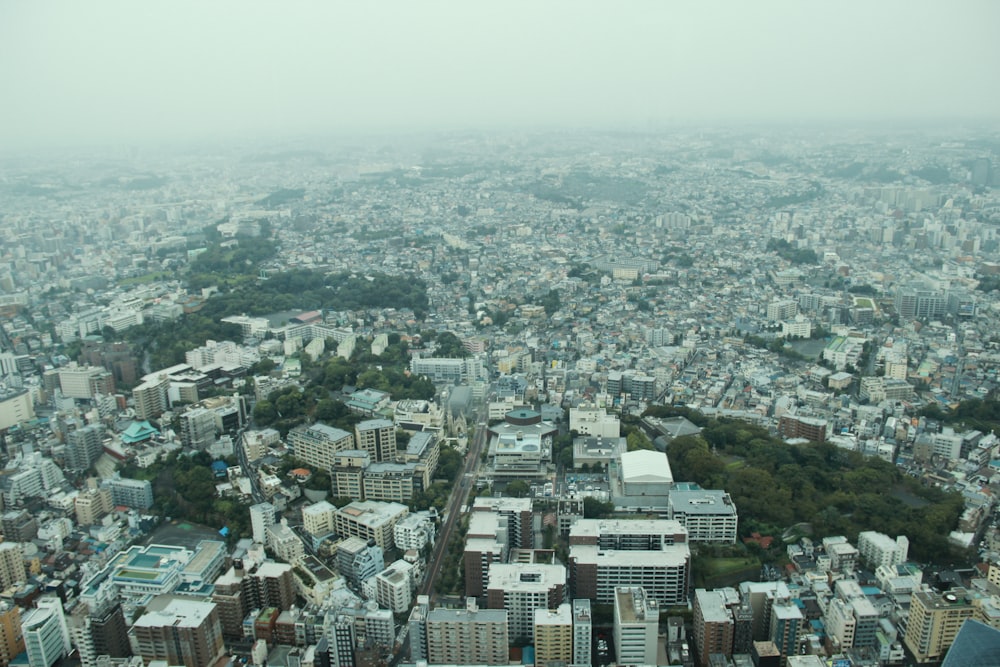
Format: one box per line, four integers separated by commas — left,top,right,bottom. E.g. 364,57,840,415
419,403,490,604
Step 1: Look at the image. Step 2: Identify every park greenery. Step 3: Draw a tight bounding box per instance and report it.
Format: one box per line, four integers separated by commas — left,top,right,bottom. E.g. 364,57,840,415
121,450,253,543
122,264,430,370
766,238,819,265
645,404,968,564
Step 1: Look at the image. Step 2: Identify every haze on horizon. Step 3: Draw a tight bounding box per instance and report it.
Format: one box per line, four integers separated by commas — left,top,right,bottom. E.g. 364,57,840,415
2,0,999,150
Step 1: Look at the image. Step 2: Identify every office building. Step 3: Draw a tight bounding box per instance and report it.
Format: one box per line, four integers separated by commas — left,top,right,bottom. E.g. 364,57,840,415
904,588,975,663
130,598,224,667
424,600,508,666
21,598,71,667
58,365,114,400
534,604,573,667
486,563,566,642
614,587,659,667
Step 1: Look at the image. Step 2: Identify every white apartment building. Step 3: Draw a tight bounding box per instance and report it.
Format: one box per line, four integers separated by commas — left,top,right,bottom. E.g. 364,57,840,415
857,531,909,570
614,587,659,667
668,490,739,543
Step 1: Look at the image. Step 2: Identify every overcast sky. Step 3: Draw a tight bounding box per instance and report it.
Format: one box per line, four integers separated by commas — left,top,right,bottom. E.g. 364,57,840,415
1,1,998,148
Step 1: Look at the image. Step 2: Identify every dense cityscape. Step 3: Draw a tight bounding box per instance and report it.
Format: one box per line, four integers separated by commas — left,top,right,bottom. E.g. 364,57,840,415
0,125,998,667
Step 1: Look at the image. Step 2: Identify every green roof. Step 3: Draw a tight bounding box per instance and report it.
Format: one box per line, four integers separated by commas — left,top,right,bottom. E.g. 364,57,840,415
122,420,159,444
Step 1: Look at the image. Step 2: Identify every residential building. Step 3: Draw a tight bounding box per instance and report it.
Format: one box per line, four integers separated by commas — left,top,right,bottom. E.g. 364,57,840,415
249,502,276,545
336,536,385,589
857,531,909,570
486,563,567,642
0,543,26,590
288,423,354,472
693,589,735,666
354,419,396,463
302,501,337,538
572,599,592,667
614,587,659,667
65,424,105,471
373,560,414,613
333,501,408,550
424,600,508,666
534,604,573,667
0,389,33,431
103,477,154,510
668,490,738,543
569,519,691,606
0,601,23,667
130,598,224,667
904,589,976,663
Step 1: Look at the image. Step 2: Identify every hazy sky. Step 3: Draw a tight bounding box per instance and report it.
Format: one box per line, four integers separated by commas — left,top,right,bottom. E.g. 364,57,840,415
2,1,998,148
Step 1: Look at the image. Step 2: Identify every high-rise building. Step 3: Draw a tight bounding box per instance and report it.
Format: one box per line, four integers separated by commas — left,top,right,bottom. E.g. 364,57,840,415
0,543,26,590
179,408,217,450
572,599,592,667
471,497,534,548
21,598,71,667
569,519,690,606
103,477,154,510
354,419,396,463
58,365,114,400
249,503,276,545
486,564,566,643
0,601,23,667
904,589,976,663
132,376,168,420
75,486,113,526
692,589,734,666
65,424,105,471
424,599,508,666
613,587,659,667
212,559,295,640
769,600,803,662
130,599,224,667
464,511,509,599
287,423,354,472
373,560,414,613
668,490,738,543
534,604,573,667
